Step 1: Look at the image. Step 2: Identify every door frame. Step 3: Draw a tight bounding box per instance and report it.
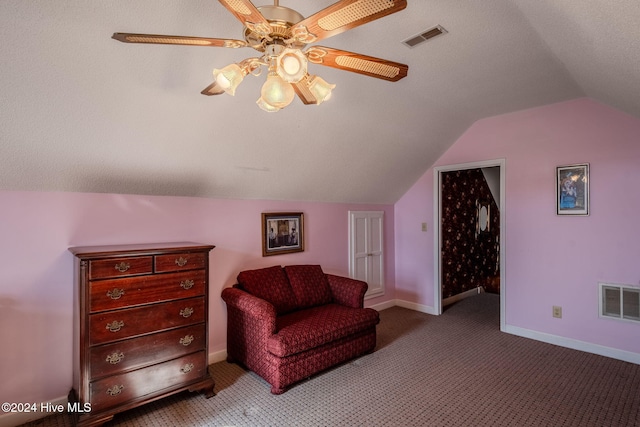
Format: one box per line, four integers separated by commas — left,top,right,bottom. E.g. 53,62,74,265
433,159,506,331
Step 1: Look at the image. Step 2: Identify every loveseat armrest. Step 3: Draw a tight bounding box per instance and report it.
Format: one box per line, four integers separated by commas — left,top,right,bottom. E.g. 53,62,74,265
221,287,277,333
221,287,278,367
326,274,368,308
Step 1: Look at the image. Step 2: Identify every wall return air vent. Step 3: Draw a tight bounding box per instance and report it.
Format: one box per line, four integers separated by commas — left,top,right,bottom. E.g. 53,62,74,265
402,25,447,48
599,283,640,322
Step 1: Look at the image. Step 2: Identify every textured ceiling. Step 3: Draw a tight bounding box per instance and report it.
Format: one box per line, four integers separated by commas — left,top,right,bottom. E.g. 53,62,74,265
1,1,639,204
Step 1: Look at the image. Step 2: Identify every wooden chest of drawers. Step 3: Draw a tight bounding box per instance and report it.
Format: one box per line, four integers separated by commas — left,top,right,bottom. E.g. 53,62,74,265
69,242,215,426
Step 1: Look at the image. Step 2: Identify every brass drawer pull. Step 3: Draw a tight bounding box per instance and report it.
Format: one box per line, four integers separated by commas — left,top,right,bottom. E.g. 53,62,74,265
180,279,194,290
107,288,125,300
180,363,194,374
106,320,124,333
179,335,194,346
175,257,188,267
106,352,125,365
106,385,124,396
114,262,130,273
180,307,194,318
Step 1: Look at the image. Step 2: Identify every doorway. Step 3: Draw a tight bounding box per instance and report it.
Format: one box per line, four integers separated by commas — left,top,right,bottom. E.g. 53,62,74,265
433,159,506,331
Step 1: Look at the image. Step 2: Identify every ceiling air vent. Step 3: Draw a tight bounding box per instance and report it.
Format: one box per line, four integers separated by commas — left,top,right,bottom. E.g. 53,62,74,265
402,25,447,48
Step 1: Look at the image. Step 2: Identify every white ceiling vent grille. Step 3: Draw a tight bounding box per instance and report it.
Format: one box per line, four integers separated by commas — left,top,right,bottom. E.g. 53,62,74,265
402,25,447,48
600,283,640,322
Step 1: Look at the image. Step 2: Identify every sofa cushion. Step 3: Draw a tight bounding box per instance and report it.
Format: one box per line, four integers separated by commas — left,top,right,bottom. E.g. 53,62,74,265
284,265,333,309
237,266,297,315
267,304,380,357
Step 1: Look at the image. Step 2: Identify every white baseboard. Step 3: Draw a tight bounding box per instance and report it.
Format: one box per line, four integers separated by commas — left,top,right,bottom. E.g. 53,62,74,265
504,324,640,365
0,395,68,427
367,299,396,311
369,298,438,315
442,287,483,307
394,299,438,315
208,349,228,365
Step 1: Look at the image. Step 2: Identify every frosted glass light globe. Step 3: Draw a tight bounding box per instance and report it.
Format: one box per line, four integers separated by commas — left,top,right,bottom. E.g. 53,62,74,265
276,48,307,83
308,75,335,104
213,64,244,95
261,74,295,109
282,55,301,75
256,97,281,112
215,73,230,89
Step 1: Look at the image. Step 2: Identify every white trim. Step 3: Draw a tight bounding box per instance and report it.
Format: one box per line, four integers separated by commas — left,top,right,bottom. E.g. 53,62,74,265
395,299,438,315
433,159,506,332
208,349,227,365
433,170,442,316
367,299,396,311
369,298,438,315
505,324,640,365
442,287,483,307
364,289,384,300
0,395,68,427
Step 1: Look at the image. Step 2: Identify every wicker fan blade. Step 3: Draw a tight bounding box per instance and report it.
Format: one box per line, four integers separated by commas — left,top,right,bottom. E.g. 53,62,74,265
201,82,225,96
112,33,247,48
290,0,407,44
217,0,271,38
292,75,319,105
306,46,408,82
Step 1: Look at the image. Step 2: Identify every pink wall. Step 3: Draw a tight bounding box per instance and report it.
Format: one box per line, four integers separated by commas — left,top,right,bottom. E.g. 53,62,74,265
0,192,394,407
395,98,640,356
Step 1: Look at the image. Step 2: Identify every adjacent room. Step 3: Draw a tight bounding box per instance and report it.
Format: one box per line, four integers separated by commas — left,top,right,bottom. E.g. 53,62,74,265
1,1,639,426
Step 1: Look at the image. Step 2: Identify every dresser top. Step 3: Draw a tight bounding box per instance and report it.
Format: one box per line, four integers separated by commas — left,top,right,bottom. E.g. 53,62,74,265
69,242,215,258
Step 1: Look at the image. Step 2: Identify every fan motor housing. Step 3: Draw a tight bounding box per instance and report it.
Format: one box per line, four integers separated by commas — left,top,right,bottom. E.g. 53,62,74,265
244,5,306,51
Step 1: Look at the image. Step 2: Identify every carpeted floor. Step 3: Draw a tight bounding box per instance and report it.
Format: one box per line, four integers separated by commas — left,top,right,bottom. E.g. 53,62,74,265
23,293,640,426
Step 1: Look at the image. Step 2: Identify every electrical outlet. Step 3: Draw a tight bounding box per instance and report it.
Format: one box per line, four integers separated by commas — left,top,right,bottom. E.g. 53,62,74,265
552,306,562,318
421,222,428,232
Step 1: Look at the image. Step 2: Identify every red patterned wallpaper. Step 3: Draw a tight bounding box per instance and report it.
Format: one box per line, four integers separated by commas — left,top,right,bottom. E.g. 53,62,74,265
441,169,500,298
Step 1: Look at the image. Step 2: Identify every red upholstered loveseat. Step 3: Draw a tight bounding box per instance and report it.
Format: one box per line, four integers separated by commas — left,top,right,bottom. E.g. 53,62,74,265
221,264,380,394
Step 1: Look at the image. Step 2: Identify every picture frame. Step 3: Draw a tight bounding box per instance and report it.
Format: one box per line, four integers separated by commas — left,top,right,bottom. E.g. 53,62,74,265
262,212,304,256
556,163,589,216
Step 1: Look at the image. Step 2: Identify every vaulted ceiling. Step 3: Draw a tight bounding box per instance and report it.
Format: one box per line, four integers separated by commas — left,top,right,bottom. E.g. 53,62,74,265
1,1,639,204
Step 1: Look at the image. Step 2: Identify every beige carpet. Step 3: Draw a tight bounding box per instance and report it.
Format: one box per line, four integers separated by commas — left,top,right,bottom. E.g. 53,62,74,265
23,293,640,426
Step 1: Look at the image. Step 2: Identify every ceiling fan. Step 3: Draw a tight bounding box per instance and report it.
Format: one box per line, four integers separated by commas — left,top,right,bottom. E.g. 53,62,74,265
112,0,409,112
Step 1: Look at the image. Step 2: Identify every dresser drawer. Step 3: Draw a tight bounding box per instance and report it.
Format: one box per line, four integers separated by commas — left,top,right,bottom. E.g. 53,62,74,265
89,297,205,345
155,252,206,273
89,256,153,279
90,324,206,379
90,351,207,412
89,270,206,312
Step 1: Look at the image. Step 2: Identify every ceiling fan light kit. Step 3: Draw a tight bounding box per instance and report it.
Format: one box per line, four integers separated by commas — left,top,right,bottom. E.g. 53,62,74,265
260,71,296,109
307,75,336,104
113,0,409,112
277,48,307,83
213,63,245,95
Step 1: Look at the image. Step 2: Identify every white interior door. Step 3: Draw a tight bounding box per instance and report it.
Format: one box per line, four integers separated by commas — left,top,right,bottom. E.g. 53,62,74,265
349,211,384,298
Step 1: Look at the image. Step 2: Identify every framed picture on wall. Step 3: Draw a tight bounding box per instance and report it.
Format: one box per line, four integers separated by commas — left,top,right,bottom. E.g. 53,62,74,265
556,163,589,216
262,212,304,256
